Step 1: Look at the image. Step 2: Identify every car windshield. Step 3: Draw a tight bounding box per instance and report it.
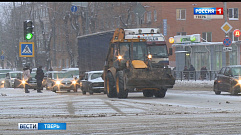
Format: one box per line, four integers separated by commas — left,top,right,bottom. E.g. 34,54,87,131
231,67,241,76
53,73,72,79
31,73,36,78
0,69,12,73
0,74,5,79
10,73,21,78
91,73,103,80
148,45,168,58
133,42,147,61
65,70,79,76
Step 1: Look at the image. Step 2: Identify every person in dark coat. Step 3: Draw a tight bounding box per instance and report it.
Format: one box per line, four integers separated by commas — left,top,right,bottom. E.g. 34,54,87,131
183,66,189,79
35,66,44,93
189,65,196,79
200,66,207,80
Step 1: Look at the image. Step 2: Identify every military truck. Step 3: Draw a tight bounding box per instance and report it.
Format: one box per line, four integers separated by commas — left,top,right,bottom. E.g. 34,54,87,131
103,28,175,98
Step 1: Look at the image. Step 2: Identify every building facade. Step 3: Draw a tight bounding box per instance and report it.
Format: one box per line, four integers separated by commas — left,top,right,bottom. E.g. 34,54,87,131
141,2,241,71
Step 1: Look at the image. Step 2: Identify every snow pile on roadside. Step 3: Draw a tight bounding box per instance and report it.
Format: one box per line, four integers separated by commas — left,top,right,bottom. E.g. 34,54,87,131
174,80,214,88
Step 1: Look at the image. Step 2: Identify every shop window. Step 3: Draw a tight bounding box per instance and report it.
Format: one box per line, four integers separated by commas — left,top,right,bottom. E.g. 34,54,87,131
154,10,157,22
147,11,152,23
177,32,186,36
202,32,212,42
229,8,239,20
176,9,186,20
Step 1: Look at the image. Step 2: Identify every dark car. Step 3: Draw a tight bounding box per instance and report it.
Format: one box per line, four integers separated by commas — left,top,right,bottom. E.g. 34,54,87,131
80,70,105,95
214,65,241,95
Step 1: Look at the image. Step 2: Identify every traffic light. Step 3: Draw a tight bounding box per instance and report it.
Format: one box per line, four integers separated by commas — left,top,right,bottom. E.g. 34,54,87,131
24,20,33,40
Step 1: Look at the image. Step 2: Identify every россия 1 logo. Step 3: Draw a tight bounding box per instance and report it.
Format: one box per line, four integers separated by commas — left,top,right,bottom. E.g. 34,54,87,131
194,7,223,15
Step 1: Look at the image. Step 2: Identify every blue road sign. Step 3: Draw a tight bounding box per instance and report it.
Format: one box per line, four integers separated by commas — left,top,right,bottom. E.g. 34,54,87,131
19,42,34,57
223,37,232,47
163,19,167,36
71,6,77,13
1,55,4,60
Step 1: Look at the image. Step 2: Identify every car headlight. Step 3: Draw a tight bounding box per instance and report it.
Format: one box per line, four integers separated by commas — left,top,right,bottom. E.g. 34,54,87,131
72,80,76,84
238,80,241,85
56,81,60,85
22,80,26,84
1,80,4,84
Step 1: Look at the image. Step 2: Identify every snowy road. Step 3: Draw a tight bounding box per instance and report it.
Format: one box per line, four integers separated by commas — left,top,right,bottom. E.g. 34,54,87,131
0,87,241,134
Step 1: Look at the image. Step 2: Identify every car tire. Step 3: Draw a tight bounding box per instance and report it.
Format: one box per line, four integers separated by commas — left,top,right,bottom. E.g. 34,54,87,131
106,71,117,98
214,83,221,95
230,86,239,95
81,87,86,95
116,71,128,99
154,88,167,98
143,90,154,97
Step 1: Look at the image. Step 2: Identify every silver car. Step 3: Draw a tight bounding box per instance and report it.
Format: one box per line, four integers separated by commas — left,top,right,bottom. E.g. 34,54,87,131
46,71,77,92
4,71,23,88
80,70,105,95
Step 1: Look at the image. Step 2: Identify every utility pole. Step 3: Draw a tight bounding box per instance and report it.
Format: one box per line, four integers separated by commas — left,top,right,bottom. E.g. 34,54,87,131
224,2,230,66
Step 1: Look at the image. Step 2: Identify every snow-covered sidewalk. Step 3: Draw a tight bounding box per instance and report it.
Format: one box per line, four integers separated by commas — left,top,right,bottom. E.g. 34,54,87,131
172,80,214,90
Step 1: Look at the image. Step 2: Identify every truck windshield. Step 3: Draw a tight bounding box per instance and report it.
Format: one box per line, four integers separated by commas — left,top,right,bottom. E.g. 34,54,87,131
148,45,168,58
133,42,147,61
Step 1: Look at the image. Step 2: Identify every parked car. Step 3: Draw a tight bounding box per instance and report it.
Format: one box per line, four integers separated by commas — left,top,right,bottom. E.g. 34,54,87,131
80,70,105,95
0,73,6,88
4,71,23,88
0,69,12,73
214,65,241,95
46,71,77,92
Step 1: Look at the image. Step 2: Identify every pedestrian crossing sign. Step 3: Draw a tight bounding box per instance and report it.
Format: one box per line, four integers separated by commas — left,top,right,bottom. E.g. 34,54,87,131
19,42,34,57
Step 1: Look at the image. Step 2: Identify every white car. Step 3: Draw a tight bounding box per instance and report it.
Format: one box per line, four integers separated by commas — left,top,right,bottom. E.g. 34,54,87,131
80,70,105,95
4,71,23,88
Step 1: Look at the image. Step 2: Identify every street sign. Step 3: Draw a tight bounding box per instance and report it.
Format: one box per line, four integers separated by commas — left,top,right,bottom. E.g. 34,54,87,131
233,29,241,37
19,42,34,57
221,22,233,34
163,19,167,36
71,2,88,7
223,47,232,52
223,37,232,47
71,6,77,13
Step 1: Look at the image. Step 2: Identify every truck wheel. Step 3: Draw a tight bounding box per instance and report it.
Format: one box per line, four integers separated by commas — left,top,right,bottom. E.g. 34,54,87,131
116,71,128,99
106,72,117,98
154,88,167,98
143,90,154,97
230,86,239,95
214,83,221,95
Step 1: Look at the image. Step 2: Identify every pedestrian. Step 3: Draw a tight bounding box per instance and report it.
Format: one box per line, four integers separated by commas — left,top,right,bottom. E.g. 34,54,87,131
200,66,207,80
189,65,196,79
35,66,44,93
183,66,189,79
23,65,31,93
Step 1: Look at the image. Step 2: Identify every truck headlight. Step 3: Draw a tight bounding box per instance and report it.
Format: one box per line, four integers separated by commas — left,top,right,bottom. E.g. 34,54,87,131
148,54,152,59
238,80,241,85
72,80,76,84
117,55,123,60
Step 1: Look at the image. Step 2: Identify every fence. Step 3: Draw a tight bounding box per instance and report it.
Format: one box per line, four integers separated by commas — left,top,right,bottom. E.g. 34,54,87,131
172,70,219,81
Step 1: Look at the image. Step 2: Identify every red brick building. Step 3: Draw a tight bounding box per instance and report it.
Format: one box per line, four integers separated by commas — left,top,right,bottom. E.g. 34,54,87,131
141,2,241,70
